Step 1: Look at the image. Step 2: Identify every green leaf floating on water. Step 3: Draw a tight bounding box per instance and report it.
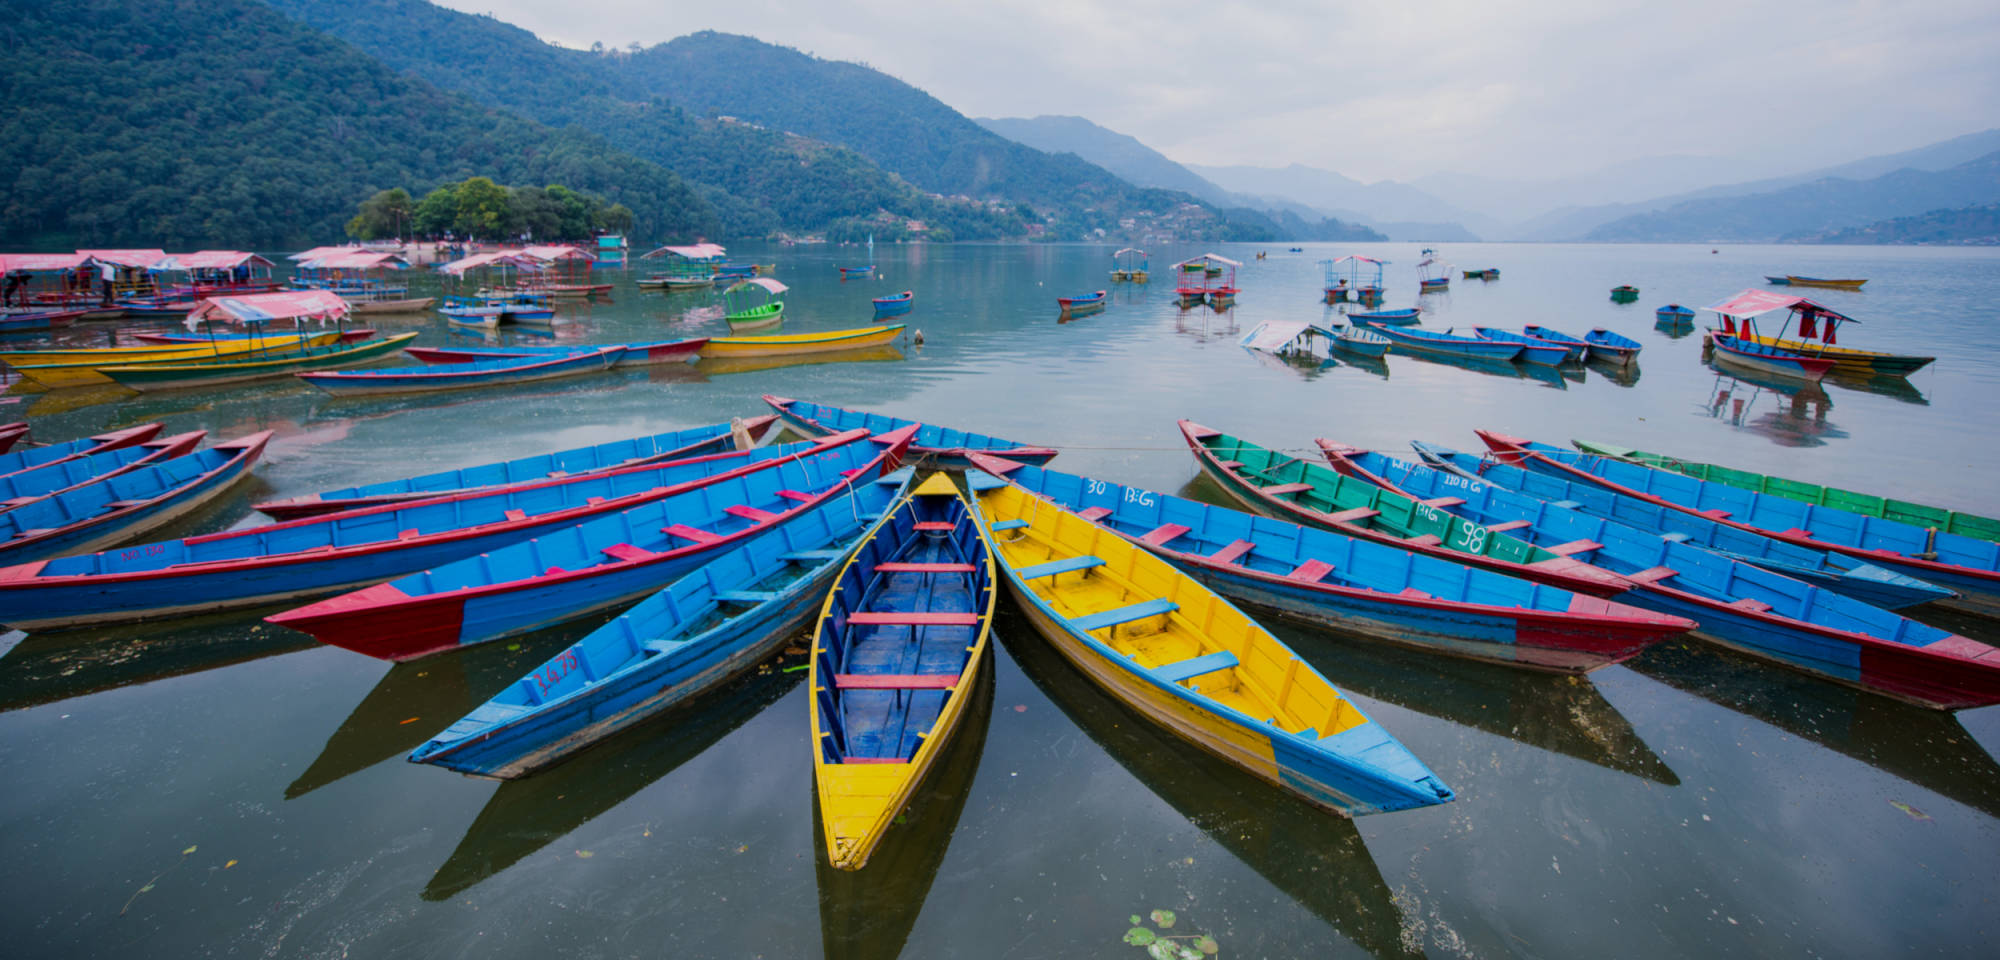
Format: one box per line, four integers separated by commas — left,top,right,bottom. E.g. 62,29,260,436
1123,927,1156,946
1151,909,1177,929
1195,934,1219,955
1146,942,1179,960
1130,915,1143,926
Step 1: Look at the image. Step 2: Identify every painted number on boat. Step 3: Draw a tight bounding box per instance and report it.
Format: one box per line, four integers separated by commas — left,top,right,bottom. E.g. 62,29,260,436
118,543,168,561
533,648,584,695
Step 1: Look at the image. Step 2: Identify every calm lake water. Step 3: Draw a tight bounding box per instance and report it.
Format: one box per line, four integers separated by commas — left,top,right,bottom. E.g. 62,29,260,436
3,242,1998,958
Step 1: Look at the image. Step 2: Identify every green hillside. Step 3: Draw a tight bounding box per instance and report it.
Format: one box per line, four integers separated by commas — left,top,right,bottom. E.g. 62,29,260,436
0,0,715,249
1794,203,2000,245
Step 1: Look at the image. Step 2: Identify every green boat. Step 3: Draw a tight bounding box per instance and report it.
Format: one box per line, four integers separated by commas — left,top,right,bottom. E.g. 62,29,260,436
1176,421,1630,597
1572,440,2000,544
99,333,420,392
723,277,786,332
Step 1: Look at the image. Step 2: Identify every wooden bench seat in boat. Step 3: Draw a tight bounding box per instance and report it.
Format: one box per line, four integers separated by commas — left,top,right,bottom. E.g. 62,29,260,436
725,504,781,523
1286,559,1336,583
1326,507,1380,523
1069,598,1178,632
989,519,1029,531
1484,519,1532,533
1546,539,1603,557
1262,482,1314,496
1209,540,1255,565
1152,650,1240,684
912,521,955,531
1405,534,1443,546
600,543,656,562
1421,497,1466,508
875,562,977,573
846,612,980,626
662,523,722,544
833,674,959,690
1077,506,1113,522
1016,556,1104,579
1139,523,1191,546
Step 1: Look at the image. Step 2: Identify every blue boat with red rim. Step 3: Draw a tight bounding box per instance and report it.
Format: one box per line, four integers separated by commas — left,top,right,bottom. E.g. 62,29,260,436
0,431,270,565
298,346,628,396
0,423,162,479
1470,328,1571,365
1057,290,1106,310
1,430,204,513
1582,328,1643,365
1353,322,1524,361
871,290,914,318
763,395,1057,470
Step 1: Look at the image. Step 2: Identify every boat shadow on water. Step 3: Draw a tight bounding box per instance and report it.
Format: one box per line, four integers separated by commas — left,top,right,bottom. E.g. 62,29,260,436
420,653,808,902
814,653,994,960
995,607,1417,959
1622,640,2000,819
0,610,317,713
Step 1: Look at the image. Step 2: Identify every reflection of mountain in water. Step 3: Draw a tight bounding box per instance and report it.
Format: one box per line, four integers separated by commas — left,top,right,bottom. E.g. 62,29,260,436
998,610,1416,959
815,656,993,960
285,629,577,799
1625,641,2000,819
1269,621,1678,785
422,665,804,901
0,612,317,712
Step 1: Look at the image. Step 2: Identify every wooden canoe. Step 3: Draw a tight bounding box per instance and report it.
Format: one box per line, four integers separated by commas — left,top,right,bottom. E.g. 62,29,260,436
0,422,162,479
1356,324,1523,360
813,473,996,870
965,465,1454,815
128,330,378,345
297,346,626,395
0,423,27,454
1520,325,1588,360
402,338,707,368
1470,328,1570,365
725,302,785,332
1583,328,1642,365
7,332,348,388
1572,439,1999,545
410,468,917,778
699,325,904,359
0,331,334,371
969,455,1693,673
0,430,205,514
99,333,420,391
266,426,918,660
251,416,779,519
1477,431,2000,616
1706,333,1834,381
0,431,269,565
0,432,868,631
1732,332,1933,376
1407,441,2000,709
1179,421,1630,597
763,395,1057,470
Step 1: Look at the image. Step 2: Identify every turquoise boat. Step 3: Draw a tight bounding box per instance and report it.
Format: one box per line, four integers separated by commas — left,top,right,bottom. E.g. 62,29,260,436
410,468,916,778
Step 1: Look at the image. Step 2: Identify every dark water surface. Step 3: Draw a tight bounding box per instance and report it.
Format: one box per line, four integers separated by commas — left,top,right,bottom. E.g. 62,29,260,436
3,242,1997,958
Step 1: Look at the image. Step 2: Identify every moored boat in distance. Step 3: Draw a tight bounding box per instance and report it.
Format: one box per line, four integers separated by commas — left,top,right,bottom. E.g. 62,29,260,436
1769,275,1867,290
99,333,420,391
1354,322,1524,361
1470,328,1571,365
965,465,1455,814
251,416,779,519
1057,290,1106,311
1656,304,1695,323
1519,325,1587,360
813,473,996,869
408,468,917,779
1703,288,1933,377
1333,325,1391,357
698,325,905,359
1583,328,1642,365
1346,307,1420,325
970,455,1694,673
296,346,627,396
762,396,1057,470
402,337,707,368
871,290,914,318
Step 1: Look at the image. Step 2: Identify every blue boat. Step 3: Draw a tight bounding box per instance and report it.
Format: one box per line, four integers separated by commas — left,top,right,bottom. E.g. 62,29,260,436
965,455,1694,673
1477,432,2000,617
1346,308,1420,325
266,426,920,660
840,266,875,279
251,416,782,519
1354,322,1523,361
0,422,163,480
872,290,914,317
403,338,707,368
1404,442,1952,610
1764,276,1793,286
812,473,996,869
1520,325,1588,360
297,346,627,396
1,430,204,514
1583,328,1643,366
1470,328,1571,365
1057,290,1106,310
1656,304,1696,323
1398,442,2000,709
409,468,917,778
0,432,270,565
763,395,1058,470
0,431,879,631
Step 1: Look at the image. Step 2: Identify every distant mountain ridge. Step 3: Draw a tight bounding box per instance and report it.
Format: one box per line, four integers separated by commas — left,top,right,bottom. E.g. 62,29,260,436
1584,151,2000,242
974,115,1230,203
1792,203,2000,245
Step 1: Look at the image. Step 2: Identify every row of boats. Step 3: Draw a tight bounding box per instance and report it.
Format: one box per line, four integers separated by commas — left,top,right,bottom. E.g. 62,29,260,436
2,397,1995,871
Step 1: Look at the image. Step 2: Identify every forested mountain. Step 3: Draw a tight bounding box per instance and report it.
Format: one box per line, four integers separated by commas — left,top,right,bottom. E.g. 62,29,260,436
262,0,1024,240
1792,203,2000,245
0,0,715,249
1584,152,2000,242
975,115,1231,203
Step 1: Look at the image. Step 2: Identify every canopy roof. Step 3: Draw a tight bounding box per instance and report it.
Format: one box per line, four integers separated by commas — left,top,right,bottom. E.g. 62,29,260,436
726,277,788,295
78,249,168,269
1702,288,1858,323
289,245,361,261
157,251,275,271
515,245,593,263
186,289,350,327
437,252,544,276
1330,255,1388,266
0,253,91,273
1174,253,1243,268
1112,247,1146,257
642,243,727,261
305,251,409,270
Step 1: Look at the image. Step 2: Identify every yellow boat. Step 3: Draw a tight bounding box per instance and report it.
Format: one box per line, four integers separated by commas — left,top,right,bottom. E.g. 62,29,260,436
0,332,330,370
1734,331,1935,376
963,469,1454,815
700,324,904,360
696,344,903,378
811,473,995,870
9,332,343,388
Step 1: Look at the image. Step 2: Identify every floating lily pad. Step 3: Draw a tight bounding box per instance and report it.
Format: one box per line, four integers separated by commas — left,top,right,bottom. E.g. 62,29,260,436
1151,908,1177,929
1147,941,1178,960
1123,927,1156,946
1129,915,1143,926
1195,934,1219,955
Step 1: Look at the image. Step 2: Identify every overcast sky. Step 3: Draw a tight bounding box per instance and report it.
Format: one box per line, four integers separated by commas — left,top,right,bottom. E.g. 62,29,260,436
440,0,1999,186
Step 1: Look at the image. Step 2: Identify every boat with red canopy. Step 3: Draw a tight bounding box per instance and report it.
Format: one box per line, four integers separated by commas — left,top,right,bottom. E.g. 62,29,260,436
1703,288,1932,378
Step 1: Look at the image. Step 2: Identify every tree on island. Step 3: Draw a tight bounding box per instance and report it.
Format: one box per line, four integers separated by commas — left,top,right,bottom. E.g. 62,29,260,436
352,177,637,242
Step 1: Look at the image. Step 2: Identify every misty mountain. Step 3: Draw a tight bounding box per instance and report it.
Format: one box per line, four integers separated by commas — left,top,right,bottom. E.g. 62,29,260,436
1584,151,2000,242
1185,163,1489,238
974,115,1230,203
1793,203,2000,245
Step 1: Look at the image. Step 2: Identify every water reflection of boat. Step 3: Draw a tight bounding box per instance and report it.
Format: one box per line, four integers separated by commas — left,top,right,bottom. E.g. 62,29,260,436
1394,349,1542,384
1700,369,1843,447
285,631,573,799
1823,369,1930,406
1624,641,2000,818
694,344,904,377
1585,355,1641,387
0,612,316,712
815,660,992,960
1265,620,1677,785
999,611,1414,958
422,666,804,901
